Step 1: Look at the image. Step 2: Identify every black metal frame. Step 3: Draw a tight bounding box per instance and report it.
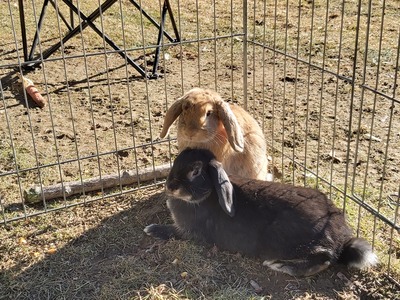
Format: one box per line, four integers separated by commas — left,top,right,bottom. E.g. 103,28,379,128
18,0,180,78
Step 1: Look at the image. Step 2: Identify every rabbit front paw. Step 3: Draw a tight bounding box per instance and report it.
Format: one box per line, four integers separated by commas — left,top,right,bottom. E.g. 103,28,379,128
144,224,180,240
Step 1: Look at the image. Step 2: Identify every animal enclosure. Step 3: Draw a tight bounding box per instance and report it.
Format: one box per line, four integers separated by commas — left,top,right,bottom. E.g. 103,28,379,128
1,0,399,297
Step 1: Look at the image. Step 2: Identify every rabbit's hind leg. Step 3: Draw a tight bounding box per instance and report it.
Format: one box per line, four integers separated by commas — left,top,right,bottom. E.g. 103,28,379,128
262,252,332,277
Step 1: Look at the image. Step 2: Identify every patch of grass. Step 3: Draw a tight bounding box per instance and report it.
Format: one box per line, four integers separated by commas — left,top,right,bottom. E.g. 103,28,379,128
134,284,189,300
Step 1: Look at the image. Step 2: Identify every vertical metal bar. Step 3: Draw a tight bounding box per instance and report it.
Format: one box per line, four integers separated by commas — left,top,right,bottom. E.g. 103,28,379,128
292,0,302,182
260,0,267,167
242,0,248,109
377,0,399,273
70,0,74,28
342,0,363,214
176,0,184,92
165,0,180,42
213,0,217,90
271,0,278,179
152,1,168,77
351,0,373,238
117,0,140,185
97,0,123,192
388,185,400,276
36,0,68,204
74,0,103,197
17,0,28,62
52,0,85,200
230,0,234,100
315,0,331,186
303,0,315,186
137,0,157,183
329,0,346,198
195,0,201,85
159,1,173,167
6,0,33,221
28,0,51,61
251,0,256,110
360,0,382,244
0,75,26,223
17,0,48,210
281,0,289,182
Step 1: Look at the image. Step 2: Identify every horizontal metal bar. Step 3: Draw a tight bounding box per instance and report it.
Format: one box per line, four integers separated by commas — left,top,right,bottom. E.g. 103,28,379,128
248,40,400,105
0,180,166,224
0,34,244,69
0,137,176,178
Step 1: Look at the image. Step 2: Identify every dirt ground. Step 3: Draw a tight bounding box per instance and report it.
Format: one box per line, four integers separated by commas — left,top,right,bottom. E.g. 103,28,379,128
1,0,400,299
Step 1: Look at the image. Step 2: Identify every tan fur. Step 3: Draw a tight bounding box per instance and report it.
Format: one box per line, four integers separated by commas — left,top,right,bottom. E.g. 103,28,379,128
161,88,269,180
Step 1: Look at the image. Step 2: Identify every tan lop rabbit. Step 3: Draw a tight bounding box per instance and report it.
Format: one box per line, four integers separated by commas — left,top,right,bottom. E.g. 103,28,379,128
160,88,269,180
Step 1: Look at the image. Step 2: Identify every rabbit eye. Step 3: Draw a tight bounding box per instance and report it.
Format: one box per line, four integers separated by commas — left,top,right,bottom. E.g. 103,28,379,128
206,110,212,117
188,162,203,181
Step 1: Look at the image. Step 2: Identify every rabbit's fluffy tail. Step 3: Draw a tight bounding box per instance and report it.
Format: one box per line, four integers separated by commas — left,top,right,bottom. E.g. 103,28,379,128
338,238,378,269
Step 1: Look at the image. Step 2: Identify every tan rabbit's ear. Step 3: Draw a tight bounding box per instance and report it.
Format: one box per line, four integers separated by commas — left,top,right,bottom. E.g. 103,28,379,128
217,102,244,152
160,98,184,138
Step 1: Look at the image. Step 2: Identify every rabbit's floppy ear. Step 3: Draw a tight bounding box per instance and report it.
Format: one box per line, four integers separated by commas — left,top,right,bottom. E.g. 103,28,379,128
160,98,184,138
217,101,244,152
208,159,235,217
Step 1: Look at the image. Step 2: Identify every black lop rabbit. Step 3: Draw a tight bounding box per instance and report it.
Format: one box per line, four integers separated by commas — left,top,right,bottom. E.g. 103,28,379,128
144,148,378,277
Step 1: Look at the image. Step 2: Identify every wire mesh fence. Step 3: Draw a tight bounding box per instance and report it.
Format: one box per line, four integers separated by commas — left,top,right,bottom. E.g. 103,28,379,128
1,0,399,283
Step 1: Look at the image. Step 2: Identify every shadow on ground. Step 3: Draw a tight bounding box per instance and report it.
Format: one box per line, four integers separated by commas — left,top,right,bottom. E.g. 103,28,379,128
1,192,389,299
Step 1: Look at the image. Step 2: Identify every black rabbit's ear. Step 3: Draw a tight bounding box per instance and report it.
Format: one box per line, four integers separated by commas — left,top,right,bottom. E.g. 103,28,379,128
208,159,235,217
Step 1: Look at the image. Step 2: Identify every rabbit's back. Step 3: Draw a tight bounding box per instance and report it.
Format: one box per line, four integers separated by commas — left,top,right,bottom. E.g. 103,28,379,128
227,176,353,260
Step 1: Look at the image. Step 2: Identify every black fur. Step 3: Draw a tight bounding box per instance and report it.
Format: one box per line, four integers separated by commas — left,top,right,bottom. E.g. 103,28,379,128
144,148,377,277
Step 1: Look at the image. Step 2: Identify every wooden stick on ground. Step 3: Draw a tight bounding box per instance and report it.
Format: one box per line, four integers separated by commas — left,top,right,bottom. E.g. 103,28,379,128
24,164,171,204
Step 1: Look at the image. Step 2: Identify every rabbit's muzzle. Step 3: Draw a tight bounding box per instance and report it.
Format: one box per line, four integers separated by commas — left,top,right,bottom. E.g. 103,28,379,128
165,180,192,201
166,178,180,192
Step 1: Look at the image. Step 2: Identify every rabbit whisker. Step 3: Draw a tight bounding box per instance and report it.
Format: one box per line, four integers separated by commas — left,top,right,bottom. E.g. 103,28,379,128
188,186,211,203
211,133,225,146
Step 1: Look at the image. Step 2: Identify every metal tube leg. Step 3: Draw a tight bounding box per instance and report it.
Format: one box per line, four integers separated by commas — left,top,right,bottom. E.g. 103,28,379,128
151,2,169,77
28,0,51,61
